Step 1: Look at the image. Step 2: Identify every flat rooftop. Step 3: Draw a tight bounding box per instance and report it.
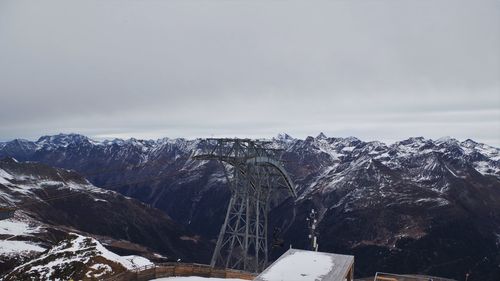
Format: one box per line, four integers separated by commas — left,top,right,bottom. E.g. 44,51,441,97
254,249,354,281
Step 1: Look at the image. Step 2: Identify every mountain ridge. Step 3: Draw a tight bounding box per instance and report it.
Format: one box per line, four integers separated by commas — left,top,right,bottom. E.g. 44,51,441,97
0,133,499,280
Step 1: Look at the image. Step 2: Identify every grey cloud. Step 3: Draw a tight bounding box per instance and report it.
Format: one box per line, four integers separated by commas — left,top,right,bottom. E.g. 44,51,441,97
0,0,498,145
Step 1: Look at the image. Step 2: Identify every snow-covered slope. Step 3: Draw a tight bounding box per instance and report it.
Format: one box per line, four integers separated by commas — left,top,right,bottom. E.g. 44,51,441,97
3,233,152,280
0,217,45,256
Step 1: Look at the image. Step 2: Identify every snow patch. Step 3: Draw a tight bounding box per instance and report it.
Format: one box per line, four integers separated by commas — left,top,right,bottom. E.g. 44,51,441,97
93,235,153,270
0,219,41,236
474,161,500,176
86,263,113,278
0,168,13,185
0,240,45,255
415,198,449,206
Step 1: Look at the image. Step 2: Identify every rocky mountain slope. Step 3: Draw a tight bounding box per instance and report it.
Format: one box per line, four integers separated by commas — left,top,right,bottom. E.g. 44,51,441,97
2,233,153,281
1,133,499,281
0,157,211,279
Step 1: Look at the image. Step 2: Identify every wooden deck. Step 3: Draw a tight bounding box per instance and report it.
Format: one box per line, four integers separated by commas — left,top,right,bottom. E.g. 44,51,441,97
104,262,256,281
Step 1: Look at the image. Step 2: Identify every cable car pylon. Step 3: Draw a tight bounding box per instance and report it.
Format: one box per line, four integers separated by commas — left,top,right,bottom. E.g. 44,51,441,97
194,138,296,273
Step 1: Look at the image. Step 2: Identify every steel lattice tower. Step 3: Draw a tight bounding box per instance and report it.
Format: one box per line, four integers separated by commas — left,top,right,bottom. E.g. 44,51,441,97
194,138,296,273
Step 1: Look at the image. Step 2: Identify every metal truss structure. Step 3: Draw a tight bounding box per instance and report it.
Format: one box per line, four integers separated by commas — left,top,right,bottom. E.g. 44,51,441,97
194,138,296,273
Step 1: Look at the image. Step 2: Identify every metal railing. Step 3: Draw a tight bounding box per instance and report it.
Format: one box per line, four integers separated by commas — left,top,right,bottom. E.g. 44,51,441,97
374,272,457,281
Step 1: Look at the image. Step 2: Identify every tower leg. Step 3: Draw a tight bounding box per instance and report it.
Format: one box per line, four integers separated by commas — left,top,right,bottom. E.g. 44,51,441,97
255,194,260,272
225,192,245,268
243,193,250,271
211,195,234,267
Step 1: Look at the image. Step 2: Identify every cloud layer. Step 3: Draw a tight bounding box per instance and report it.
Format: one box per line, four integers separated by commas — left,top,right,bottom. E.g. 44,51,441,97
0,0,499,145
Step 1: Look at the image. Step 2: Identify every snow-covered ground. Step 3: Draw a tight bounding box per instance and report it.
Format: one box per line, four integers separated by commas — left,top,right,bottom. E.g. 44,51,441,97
0,168,13,184
94,236,153,270
0,240,45,255
150,276,248,281
0,217,46,256
0,218,41,236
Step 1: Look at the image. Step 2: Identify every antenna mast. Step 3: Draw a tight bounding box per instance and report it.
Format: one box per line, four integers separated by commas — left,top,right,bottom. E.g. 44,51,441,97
307,208,319,251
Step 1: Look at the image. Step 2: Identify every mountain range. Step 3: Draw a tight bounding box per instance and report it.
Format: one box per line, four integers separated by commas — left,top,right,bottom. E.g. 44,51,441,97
0,133,499,281
0,157,210,279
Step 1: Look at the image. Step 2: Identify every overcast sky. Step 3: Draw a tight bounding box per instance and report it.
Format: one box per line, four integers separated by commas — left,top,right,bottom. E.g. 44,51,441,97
0,0,499,146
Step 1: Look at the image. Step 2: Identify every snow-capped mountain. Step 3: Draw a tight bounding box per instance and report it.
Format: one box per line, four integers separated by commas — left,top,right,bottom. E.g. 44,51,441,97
0,157,211,278
0,133,499,281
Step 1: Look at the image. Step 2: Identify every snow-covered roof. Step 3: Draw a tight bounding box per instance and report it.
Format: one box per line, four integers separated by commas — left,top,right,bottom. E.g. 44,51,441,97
254,249,354,281
151,276,248,281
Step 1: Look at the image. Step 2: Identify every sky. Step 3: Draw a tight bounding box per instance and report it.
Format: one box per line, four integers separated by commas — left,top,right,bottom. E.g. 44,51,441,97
0,0,499,146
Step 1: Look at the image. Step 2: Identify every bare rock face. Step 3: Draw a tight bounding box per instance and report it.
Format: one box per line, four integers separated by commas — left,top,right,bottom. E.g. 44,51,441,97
1,134,500,281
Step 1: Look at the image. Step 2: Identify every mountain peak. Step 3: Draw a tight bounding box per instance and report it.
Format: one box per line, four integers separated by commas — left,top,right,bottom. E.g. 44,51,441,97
276,133,294,141
462,139,478,147
316,132,327,139
343,136,360,143
37,133,90,145
436,136,458,144
397,137,427,146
